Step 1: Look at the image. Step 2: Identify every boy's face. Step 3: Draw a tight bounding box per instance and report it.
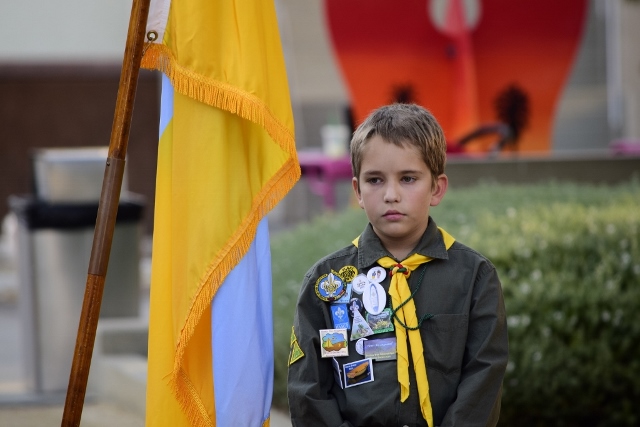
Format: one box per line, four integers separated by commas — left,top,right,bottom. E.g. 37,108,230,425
352,135,447,257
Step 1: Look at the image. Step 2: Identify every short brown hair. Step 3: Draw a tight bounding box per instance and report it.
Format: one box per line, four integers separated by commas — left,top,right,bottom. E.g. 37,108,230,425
350,104,447,187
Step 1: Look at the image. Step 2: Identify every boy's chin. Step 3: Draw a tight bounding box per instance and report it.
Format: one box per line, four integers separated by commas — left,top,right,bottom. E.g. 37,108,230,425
372,223,414,239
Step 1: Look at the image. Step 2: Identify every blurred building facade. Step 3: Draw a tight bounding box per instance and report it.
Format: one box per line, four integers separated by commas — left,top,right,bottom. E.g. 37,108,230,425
1,0,639,232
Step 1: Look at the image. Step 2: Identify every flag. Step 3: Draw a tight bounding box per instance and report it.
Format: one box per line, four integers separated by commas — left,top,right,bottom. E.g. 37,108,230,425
141,0,299,425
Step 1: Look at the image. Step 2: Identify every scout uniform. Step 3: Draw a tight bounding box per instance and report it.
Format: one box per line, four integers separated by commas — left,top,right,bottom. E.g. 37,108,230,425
288,218,508,427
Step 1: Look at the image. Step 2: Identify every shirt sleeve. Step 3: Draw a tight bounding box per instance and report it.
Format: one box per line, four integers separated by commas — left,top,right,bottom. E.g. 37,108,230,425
439,263,509,427
287,271,354,427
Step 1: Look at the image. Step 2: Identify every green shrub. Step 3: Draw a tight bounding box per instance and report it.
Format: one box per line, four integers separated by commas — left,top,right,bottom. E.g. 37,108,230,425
270,207,366,408
270,181,640,426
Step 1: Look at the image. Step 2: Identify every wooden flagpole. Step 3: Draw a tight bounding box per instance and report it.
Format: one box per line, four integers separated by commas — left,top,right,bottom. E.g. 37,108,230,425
61,0,151,424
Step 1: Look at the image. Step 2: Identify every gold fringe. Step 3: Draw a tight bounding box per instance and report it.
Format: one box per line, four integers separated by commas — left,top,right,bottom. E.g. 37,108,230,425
141,43,298,161
174,369,214,427
142,42,301,426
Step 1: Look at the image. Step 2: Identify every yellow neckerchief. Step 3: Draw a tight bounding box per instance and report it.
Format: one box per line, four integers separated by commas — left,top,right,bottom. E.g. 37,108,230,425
353,227,455,427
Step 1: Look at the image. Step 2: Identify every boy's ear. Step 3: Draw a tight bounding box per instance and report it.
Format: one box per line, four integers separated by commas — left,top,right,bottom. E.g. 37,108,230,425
430,174,448,207
352,177,364,209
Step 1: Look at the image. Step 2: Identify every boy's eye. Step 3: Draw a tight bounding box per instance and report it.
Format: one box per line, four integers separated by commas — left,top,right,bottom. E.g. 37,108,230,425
401,176,416,183
366,177,382,184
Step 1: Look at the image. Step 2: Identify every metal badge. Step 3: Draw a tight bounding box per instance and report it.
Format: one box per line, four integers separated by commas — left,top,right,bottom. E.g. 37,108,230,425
367,266,386,283
362,281,386,315
351,274,368,294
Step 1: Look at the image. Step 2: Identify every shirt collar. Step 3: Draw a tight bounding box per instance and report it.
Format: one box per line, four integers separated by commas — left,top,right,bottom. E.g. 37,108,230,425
356,217,450,269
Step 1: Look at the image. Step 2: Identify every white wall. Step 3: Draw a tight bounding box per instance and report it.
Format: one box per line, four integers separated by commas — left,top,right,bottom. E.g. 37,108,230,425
276,0,347,104
0,0,132,63
620,0,640,139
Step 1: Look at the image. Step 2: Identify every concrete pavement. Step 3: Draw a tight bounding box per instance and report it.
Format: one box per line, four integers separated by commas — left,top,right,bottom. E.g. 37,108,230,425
0,220,291,427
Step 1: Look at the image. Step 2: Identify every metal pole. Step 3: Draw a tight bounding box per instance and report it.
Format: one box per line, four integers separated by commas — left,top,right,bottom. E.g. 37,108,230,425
61,0,151,424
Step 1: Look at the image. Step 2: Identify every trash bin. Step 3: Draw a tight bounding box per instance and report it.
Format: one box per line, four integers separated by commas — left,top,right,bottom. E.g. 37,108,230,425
9,147,145,394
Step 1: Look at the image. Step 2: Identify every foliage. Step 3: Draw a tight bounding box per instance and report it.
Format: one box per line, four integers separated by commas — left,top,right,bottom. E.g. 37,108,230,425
270,180,640,426
270,207,366,407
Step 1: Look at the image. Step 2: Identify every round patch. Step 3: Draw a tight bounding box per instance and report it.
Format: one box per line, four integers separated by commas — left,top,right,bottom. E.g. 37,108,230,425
351,274,368,294
367,266,386,283
348,298,364,317
355,338,368,355
338,265,358,284
362,281,386,315
315,272,346,302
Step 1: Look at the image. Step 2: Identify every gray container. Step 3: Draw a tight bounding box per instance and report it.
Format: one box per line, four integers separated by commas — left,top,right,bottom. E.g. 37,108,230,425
12,215,142,393
32,147,129,203
9,147,144,394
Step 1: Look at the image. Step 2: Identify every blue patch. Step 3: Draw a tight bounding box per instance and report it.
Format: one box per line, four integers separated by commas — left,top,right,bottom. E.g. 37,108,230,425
333,282,353,304
330,303,351,330
315,272,346,302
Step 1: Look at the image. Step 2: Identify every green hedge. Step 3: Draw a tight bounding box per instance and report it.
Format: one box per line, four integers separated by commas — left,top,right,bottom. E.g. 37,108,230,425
270,180,640,426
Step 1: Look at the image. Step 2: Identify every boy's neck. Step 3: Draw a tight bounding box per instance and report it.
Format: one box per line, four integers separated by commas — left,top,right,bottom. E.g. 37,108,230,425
379,236,421,261
369,220,431,261
385,246,413,261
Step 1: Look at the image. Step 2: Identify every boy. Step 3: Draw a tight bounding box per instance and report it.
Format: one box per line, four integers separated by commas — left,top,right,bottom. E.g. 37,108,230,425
288,104,508,426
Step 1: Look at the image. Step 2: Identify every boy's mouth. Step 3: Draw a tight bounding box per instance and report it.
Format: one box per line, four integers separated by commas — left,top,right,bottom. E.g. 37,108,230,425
383,210,404,220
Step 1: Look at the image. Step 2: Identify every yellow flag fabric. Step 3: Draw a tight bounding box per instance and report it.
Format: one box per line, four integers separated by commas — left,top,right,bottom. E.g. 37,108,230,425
141,1,299,426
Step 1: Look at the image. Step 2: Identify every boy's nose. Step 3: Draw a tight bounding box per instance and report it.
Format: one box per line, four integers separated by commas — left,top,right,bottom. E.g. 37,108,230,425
383,183,400,202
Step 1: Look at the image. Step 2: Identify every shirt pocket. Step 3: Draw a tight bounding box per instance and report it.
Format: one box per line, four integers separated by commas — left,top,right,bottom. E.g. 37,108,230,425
420,314,468,375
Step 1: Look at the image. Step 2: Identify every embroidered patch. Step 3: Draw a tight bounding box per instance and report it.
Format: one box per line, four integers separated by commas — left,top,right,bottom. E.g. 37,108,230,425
288,326,305,366
315,271,347,302
338,265,358,284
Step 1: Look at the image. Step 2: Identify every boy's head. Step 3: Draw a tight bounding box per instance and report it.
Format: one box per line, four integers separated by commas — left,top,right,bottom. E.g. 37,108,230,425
350,104,448,258
350,103,447,187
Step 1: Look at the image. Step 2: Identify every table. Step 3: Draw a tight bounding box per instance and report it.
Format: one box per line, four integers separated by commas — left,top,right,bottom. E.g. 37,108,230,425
297,150,353,210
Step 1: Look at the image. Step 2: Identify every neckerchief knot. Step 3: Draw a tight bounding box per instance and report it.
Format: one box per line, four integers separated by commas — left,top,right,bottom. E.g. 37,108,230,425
352,227,456,427
391,264,409,277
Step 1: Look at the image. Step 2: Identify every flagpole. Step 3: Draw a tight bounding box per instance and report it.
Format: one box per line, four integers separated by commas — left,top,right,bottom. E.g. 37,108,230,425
61,0,151,425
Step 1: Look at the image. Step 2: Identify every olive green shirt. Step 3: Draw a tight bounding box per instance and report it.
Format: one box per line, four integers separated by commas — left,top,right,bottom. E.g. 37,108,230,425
288,218,508,427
